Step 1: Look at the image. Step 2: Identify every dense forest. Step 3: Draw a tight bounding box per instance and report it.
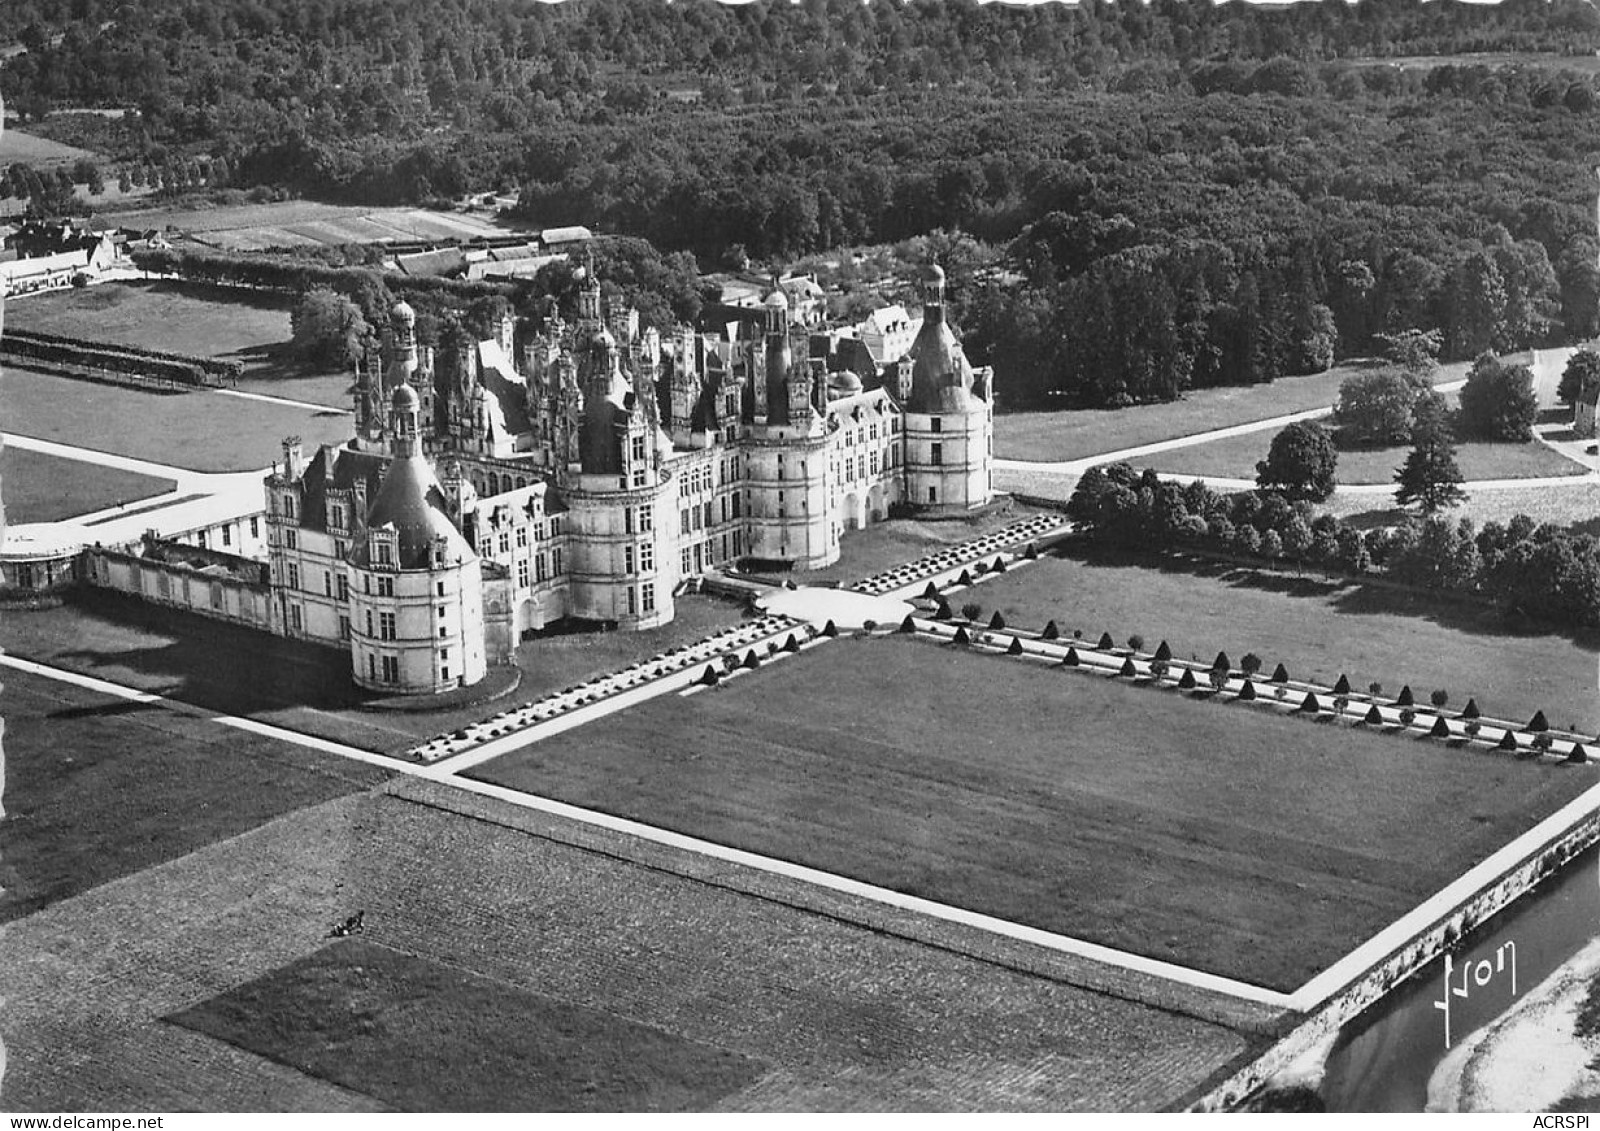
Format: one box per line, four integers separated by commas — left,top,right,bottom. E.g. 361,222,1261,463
7,0,1600,406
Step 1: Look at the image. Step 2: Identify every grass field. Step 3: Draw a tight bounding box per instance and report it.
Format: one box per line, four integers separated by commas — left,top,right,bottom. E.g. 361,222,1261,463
1,444,175,522
0,665,388,923
0,588,749,755
0,127,97,169
0,364,352,472
995,362,1470,464
1145,431,1586,484
968,545,1600,732
173,939,765,1112
469,635,1593,991
7,280,353,400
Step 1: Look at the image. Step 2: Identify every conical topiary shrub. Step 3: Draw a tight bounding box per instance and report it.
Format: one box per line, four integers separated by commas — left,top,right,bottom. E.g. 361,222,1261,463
900,615,917,633
784,634,801,653
822,620,838,638
935,600,953,621
1023,543,1039,560
1238,679,1257,701
1333,674,1351,695
1570,744,1589,764
922,581,941,600
1213,651,1231,672
993,556,1008,573
701,665,721,687
1119,656,1137,677
1529,710,1550,732
1397,685,1415,707
1008,637,1025,656
1063,647,1080,666
1097,631,1115,650
1498,730,1519,751
744,650,761,669
1154,640,1173,662
989,611,1006,631
1042,620,1060,640
1430,716,1451,738
1271,662,1289,683
1463,698,1481,719
1178,668,1197,689
953,625,971,645
1364,704,1384,725
958,569,972,586
1298,692,1321,713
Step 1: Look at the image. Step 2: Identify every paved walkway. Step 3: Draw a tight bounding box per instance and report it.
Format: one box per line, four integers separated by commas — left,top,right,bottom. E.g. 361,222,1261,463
0,648,1296,1011
216,387,352,414
1,432,270,559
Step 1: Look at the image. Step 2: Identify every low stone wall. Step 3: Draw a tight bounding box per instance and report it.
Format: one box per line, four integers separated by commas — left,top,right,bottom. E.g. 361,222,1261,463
83,545,274,633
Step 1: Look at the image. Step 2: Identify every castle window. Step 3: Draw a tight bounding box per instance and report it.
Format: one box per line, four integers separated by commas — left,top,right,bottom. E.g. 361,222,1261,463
553,548,563,576
285,529,297,550
625,509,635,534
376,541,393,567
633,469,646,487
366,610,374,636
368,653,376,679
638,506,652,532
339,616,350,641
928,487,937,503
324,571,332,597
437,581,446,596
287,563,300,589
379,612,397,640
537,553,548,582
642,582,655,613
931,443,943,466
682,546,693,573
681,509,691,534
632,434,647,463
733,531,743,557
518,559,529,588
364,575,372,595
381,655,399,683
499,531,511,555
625,545,635,574
337,575,349,600
438,605,446,618
932,418,942,433
516,527,528,548
222,524,232,547
627,586,637,616
732,494,742,518
378,577,394,598
640,542,654,572
250,517,260,538
702,502,713,527
290,605,302,633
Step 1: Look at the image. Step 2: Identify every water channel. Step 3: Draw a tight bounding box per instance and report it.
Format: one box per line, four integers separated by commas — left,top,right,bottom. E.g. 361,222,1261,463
1318,844,1600,1111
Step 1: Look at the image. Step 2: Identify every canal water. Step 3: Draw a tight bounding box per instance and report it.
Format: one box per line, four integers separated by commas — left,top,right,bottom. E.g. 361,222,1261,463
1319,844,1600,1111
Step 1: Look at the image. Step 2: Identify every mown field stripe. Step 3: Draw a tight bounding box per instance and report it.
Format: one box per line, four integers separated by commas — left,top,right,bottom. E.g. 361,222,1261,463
0,649,1295,1009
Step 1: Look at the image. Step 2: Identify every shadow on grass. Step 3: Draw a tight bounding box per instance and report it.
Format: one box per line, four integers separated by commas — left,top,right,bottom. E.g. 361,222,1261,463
1062,541,1600,651
45,699,159,721
48,587,369,716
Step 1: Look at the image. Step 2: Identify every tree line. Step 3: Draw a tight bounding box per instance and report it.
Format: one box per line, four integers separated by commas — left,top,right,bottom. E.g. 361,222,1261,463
1067,462,1600,630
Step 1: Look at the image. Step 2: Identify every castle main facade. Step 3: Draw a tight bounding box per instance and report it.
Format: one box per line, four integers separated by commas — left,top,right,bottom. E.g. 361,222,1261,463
264,266,994,694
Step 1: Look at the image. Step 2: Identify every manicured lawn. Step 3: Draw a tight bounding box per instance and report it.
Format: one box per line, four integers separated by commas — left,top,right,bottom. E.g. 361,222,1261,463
1145,431,1586,484
0,665,388,923
995,360,1468,463
170,939,765,1112
9,280,290,358
1322,481,1600,532
0,364,353,472
470,635,1594,992
511,594,749,701
968,545,1600,732
1,444,175,522
0,588,749,756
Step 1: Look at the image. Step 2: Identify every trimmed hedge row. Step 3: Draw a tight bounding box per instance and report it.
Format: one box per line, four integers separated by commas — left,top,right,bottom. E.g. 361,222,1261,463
1,332,213,387
5,327,243,384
